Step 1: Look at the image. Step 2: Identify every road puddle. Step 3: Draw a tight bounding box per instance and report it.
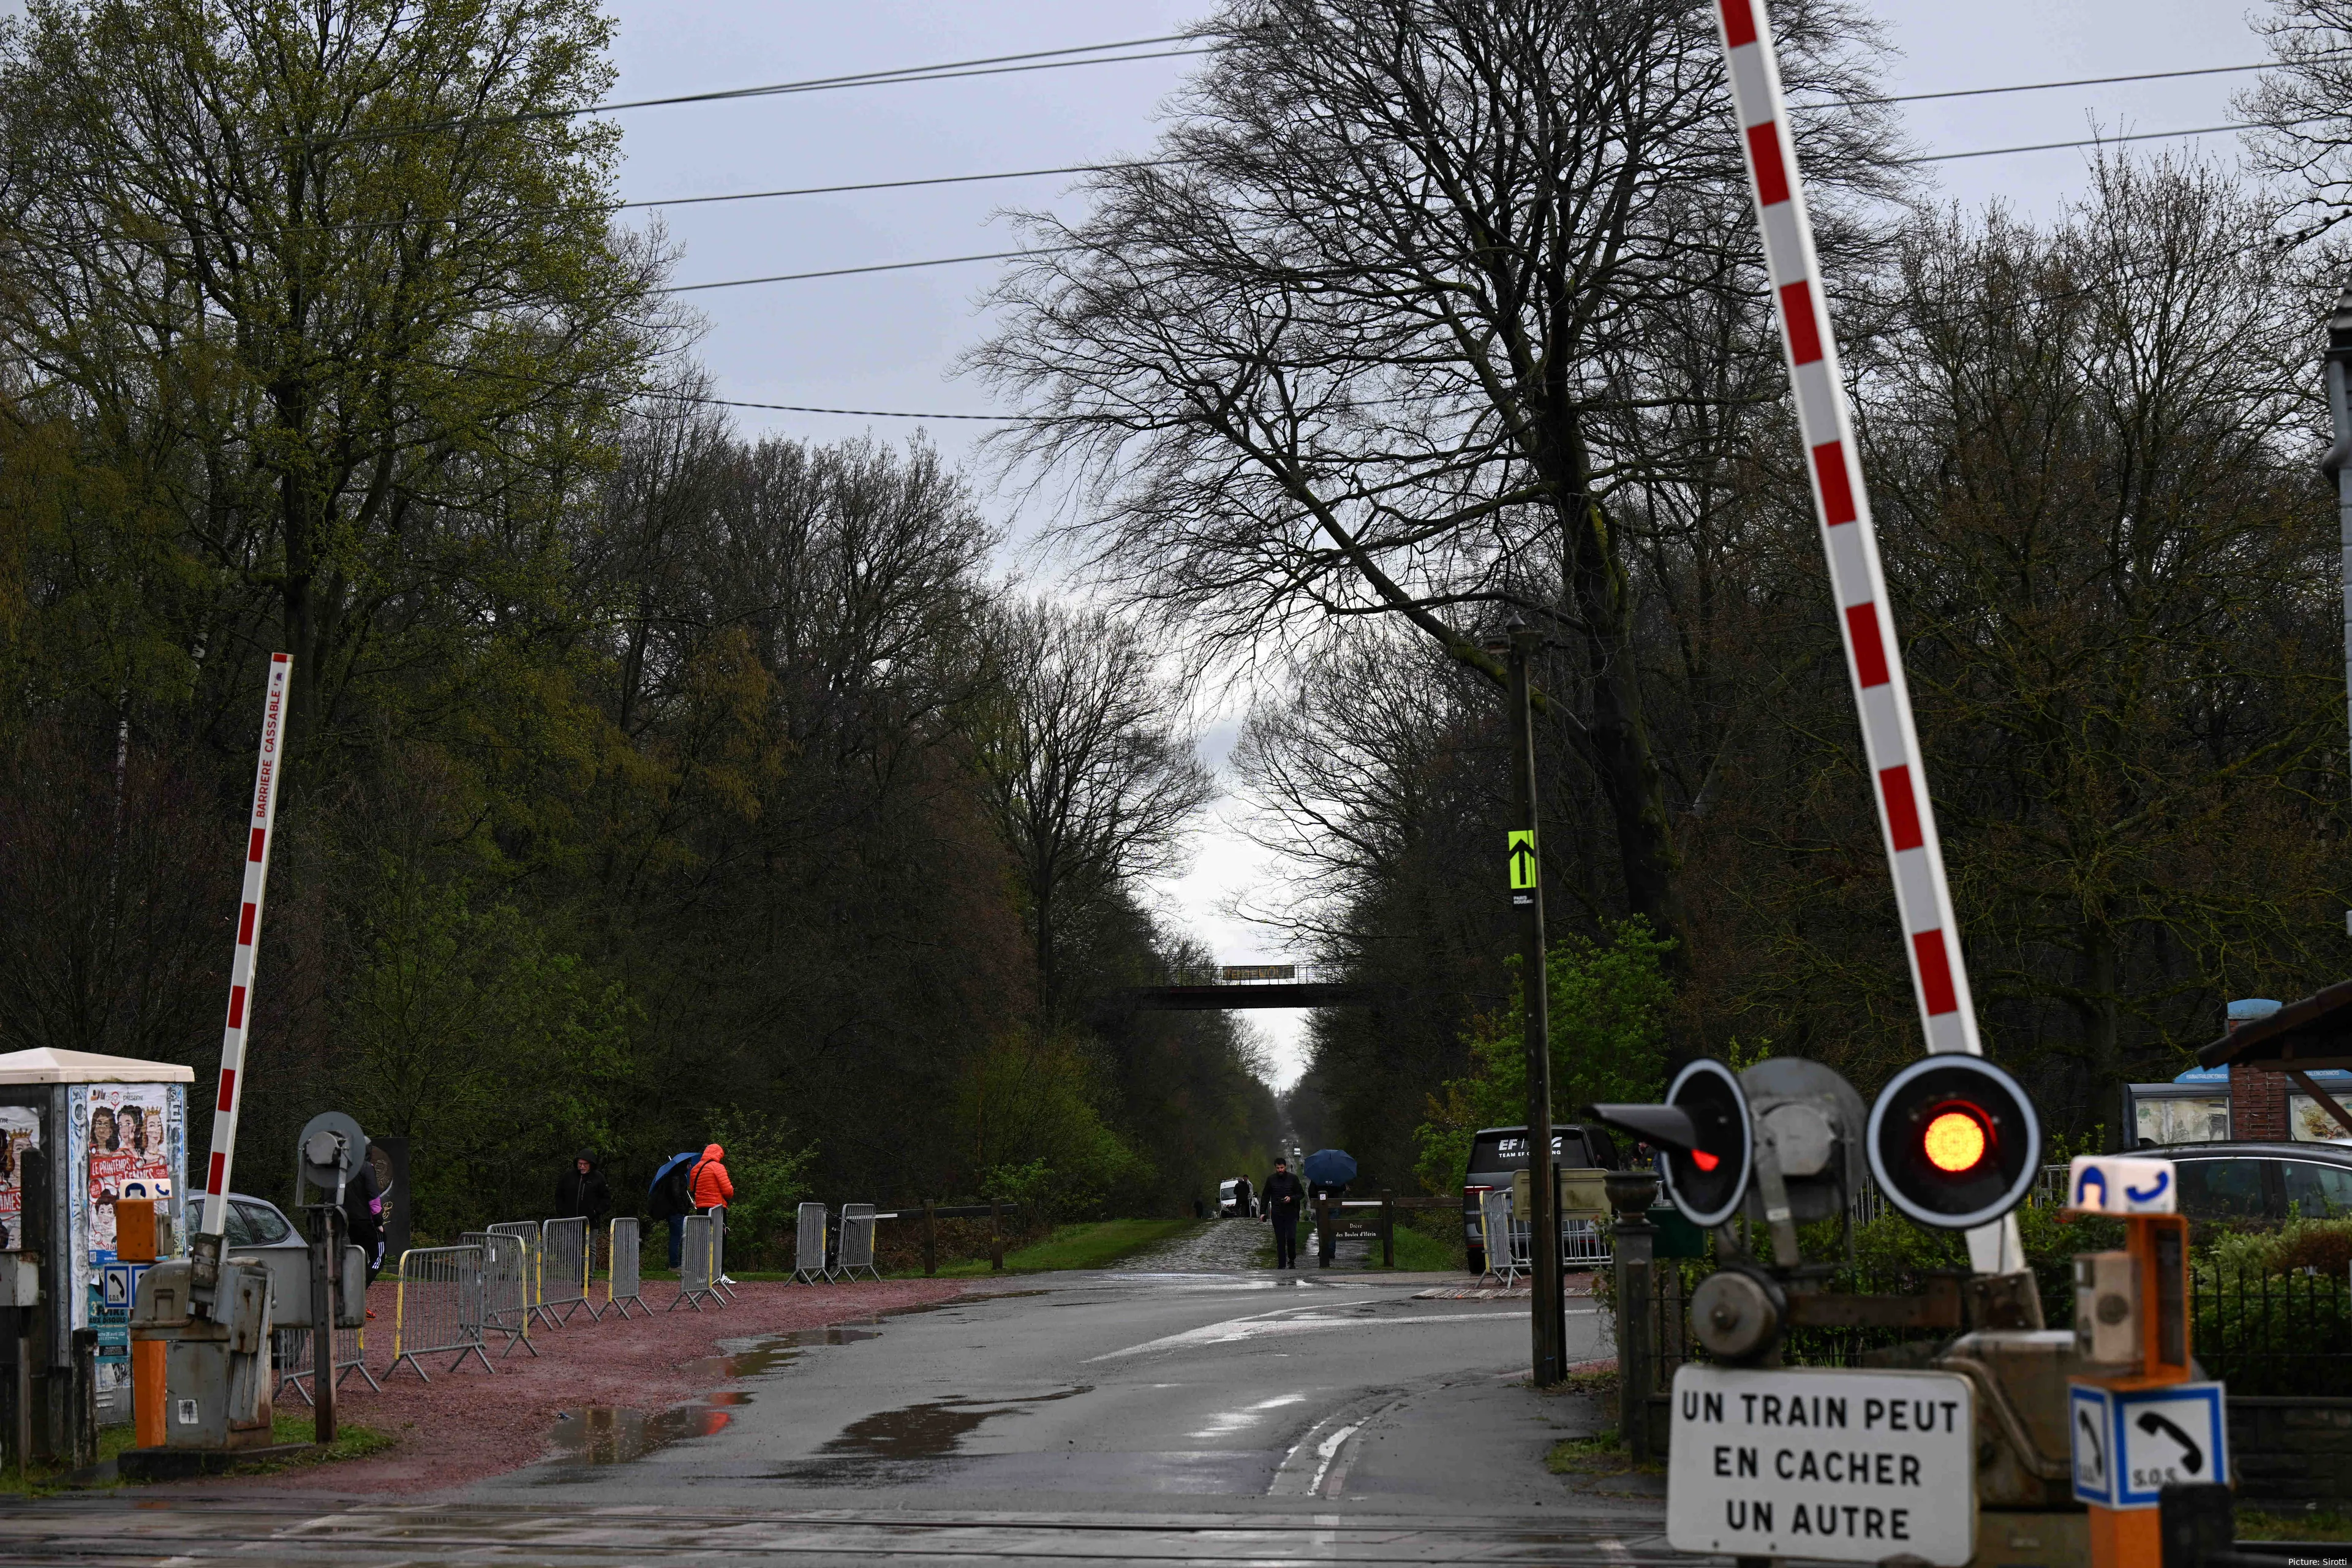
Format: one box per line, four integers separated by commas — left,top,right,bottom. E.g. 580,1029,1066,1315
549,1391,748,1464
820,1386,1091,1460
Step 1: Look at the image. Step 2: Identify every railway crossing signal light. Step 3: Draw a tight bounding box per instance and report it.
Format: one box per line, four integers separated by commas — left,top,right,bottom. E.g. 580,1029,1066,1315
1866,1054,2042,1230
1591,1058,1752,1228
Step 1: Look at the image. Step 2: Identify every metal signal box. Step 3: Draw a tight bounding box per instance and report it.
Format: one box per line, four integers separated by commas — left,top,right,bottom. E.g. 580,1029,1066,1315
129,1258,274,1450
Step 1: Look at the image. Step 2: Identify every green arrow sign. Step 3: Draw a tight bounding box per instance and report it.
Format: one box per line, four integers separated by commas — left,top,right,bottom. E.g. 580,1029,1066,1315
1507,830,1537,892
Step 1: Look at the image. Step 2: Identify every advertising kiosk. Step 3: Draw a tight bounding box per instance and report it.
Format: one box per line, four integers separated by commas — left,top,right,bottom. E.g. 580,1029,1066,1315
0,1046,190,1460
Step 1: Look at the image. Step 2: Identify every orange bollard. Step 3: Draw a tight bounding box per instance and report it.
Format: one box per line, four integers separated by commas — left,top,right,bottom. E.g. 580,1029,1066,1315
115,1199,167,1450
2086,1212,2192,1568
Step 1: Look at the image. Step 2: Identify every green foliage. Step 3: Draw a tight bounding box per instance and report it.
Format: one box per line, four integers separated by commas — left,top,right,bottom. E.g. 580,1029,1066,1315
922,1218,1199,1276
703,1110,818,1269
1412,920,1674,1194
956,1033,1153,1221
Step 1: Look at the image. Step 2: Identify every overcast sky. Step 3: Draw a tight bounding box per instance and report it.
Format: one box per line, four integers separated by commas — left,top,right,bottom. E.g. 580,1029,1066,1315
600,0,2278,1088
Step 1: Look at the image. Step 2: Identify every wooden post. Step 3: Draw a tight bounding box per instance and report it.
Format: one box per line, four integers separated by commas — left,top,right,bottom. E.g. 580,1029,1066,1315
922,1200,937,1277
989,1202,1004,1272
1381,1191,1395,1269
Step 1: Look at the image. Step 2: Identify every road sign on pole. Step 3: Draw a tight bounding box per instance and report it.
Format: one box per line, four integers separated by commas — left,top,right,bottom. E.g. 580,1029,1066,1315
2070,1382,2228,1509
1506,829,1537,904
1668,1365,1977,1566
198,655,292,1239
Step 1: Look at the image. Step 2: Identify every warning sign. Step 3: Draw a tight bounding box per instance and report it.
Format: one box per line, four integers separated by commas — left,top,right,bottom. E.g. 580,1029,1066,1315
1667,1365,1977,1566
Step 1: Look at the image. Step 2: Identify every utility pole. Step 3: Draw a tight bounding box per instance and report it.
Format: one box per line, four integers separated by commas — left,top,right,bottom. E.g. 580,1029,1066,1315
2323,290,2352,937
1507,624,1564,1385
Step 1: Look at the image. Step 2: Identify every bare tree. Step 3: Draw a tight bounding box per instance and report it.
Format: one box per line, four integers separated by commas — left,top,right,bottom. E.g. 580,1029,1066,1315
970,602,1215,1013
2240,0,2352,241
970,0,1901,959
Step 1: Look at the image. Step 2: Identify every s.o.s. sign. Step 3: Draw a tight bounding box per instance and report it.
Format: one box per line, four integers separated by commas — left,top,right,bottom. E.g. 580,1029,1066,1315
1667,1366,1977,1566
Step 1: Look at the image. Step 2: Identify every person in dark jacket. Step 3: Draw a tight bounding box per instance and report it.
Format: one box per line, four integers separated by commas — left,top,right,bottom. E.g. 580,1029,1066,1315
342,1157,385,1311
648,1151,697,1268
1261,1158,1305,1268
1234,1175,1254,1219
556,1152,611,1227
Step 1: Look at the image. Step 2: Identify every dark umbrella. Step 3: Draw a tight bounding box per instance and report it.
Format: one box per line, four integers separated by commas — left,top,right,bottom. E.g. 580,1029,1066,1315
1302,1148,1357,1186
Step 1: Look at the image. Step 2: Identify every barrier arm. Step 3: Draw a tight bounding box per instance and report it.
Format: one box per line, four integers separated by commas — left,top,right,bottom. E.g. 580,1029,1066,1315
1711,0,2021,1274
198,656,293,1245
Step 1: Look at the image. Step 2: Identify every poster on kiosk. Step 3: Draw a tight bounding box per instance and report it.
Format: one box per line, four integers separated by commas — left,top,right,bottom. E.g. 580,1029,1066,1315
0,1047,191,1411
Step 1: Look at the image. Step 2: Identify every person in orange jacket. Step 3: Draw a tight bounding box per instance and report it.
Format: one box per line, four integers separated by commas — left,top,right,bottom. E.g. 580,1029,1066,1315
688,1144,735,1285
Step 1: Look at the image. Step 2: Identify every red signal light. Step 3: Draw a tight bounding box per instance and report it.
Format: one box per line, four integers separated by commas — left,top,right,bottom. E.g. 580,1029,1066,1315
1922,1105,1988,1174
1691,1149,1721,1172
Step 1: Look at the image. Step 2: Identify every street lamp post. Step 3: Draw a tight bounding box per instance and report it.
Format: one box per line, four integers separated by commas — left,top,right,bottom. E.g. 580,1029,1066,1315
2323,290,2352,936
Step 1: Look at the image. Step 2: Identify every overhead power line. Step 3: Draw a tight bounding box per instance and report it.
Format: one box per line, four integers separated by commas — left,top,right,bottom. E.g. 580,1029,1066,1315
657,248,1071,294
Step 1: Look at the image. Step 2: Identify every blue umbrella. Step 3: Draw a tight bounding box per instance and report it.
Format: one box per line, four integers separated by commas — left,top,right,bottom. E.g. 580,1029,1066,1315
649,1150,697,1196
1302,1148,1357,1186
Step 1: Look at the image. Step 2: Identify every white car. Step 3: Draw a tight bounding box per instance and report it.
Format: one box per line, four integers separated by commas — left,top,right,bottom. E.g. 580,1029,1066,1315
1217,1179,1255,1218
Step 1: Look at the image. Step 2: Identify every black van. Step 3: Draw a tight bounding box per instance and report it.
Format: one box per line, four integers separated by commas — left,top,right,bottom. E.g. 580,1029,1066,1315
1461,1124,1619,1275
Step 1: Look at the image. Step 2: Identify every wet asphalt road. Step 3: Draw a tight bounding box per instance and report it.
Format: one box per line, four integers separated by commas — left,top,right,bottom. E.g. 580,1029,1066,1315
0,1243,1679,1564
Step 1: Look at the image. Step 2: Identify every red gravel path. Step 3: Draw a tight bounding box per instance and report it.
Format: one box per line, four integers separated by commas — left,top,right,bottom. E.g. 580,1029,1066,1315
198,1276,967,1497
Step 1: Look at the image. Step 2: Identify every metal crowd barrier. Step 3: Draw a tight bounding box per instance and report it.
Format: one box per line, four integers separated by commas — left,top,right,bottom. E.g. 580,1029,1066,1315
793,1202,829,1284
710,1208,738,1302
1478,1190,1520,1286
489,1219,558,1330
605,1216,647,1319
466,1229,538,1356
274,1322,379,1403
669,1213,721,1311
388,1243,495,1382
835,1204,881,1281
540,1216,592,1324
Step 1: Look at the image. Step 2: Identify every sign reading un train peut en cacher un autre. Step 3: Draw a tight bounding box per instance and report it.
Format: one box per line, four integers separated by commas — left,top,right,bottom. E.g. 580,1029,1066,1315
1666,1365,1978,1567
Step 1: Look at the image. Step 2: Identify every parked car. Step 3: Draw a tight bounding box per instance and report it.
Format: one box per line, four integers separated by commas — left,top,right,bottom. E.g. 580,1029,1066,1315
219,1191,304,1253
1216,1179,1256,1218
1461,1124,1619,1275
2143,1141,2352,1223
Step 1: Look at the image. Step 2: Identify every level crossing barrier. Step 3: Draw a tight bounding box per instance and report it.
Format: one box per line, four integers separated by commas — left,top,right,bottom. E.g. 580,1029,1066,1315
670,1214,721,1311
273,1322,379,1403
386,1243,495,1381
793,1202,829,1283
540,1216,592,1324
489,1219,560,1330
465,1229,538,1356
835,1204,882,1280
605,1217,647,1319
710,1208,738,1302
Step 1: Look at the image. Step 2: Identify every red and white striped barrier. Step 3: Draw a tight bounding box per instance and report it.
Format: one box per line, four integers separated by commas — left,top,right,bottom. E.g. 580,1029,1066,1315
198,654,291,1237
1713,1,2019,1267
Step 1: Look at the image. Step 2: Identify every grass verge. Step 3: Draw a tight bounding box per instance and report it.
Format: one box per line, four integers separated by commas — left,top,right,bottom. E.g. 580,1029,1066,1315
1545,1431,1664,1478
0,1412,393,1496
921,1218,1199,1276
2239,1509,2352,1542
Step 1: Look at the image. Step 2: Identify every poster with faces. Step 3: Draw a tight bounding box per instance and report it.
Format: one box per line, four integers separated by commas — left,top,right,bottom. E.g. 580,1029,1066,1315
0,1107,37,1250
85,1086,173,1257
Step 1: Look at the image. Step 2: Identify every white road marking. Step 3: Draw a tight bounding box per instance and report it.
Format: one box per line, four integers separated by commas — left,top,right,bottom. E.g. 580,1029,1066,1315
1189,1392,1307,1439
1091,1308,1523,1361
1306,1421,1360,1495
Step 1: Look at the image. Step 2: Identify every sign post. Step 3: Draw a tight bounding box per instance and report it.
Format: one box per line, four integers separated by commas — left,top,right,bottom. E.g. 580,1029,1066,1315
197,657,292,1256
1505,626,1563,1386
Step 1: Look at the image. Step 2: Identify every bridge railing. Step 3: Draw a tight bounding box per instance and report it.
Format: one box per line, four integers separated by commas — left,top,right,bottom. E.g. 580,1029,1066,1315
1161,962,1327,987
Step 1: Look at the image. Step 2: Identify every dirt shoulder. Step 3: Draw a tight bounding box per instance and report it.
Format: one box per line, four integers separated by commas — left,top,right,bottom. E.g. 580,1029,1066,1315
181,1276,967,1498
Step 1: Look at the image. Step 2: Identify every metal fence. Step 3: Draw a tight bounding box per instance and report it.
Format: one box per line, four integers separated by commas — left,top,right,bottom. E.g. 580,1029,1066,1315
541,1216,591,1325
710,1208,737,1302
274,1322,379,1403
489,1219,560,1330
388,1243,494,1382
670,1213,721,1311
836,1204,881,1281
793,1202,829,1284
2195,1259,2352,1397
466,1229,538,1357
606,1216,647,1319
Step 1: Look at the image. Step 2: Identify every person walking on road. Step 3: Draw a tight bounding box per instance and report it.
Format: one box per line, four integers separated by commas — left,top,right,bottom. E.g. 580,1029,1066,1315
1261,1158,1304,1268
1234,1174,1254,1219
690,1142,736,1284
